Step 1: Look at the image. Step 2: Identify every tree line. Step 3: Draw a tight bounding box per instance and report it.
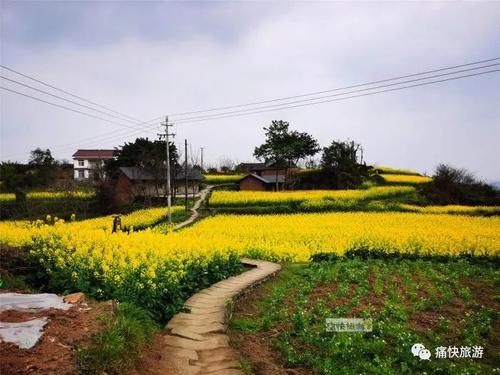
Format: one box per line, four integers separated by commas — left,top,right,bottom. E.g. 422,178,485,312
252,120,369,189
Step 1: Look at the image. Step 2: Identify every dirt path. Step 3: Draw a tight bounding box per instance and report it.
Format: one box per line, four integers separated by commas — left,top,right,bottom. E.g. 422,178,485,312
174,185,213,230
155,258,281,375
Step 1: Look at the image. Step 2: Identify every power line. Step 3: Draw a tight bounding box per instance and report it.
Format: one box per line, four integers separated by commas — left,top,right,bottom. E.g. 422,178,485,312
1,118,161,160
0,86,144,129
172,63,500,123
174,69,500,125
0,75,141,125
169,57,500,118
0,64,142,123
0,85,166,132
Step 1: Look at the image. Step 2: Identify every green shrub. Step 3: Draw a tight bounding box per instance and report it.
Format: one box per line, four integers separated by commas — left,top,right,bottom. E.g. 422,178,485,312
76,302,158,374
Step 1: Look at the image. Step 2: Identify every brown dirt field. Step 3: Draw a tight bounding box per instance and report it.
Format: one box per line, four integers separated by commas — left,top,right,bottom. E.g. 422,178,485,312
128,332,169,375
0,298,112,375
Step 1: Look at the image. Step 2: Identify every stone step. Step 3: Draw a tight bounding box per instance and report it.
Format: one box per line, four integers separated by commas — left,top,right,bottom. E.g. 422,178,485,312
161,258,282,375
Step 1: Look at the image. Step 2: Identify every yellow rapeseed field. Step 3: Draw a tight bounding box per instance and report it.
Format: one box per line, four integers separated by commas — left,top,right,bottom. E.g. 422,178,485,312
2,210,498,265
210,186,415,207
203,174,245,183
373,166,421,175
400,204,500,215
0,190,95,202
0,206,184,247
379,174,431,185
170,213,500,261
1,209,497,318
74,206,185,231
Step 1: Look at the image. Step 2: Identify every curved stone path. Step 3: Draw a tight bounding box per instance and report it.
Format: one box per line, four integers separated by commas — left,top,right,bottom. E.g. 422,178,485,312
161,258,281,375
174,185,213,230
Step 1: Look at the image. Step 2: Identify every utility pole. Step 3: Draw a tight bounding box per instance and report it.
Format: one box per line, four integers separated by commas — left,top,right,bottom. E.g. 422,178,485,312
200,147,204,171
158,116,174,223
184,139,188,212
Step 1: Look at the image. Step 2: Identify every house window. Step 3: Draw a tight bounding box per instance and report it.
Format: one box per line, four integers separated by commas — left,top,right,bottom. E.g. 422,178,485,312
78,170,85,178
78,160,84,167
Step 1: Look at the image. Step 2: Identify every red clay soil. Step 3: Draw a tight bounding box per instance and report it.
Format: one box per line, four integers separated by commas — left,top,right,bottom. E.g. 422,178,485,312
129,334,170,375
0,299,112,375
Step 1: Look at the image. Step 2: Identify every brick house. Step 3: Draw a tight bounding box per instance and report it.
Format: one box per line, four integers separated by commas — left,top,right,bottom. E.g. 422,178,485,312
115,167,165,205
236,161,287,177
239,174,285,191
72,149,115,180
237,160,291,191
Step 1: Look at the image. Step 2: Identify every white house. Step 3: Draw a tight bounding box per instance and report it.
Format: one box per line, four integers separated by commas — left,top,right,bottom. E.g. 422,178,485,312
72,149,115,180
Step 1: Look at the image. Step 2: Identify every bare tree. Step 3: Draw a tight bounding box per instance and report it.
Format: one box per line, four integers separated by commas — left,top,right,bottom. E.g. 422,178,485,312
218,157,237,172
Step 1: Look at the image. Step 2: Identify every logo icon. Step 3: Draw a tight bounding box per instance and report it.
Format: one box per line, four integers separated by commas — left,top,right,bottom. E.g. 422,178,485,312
411,343,431,360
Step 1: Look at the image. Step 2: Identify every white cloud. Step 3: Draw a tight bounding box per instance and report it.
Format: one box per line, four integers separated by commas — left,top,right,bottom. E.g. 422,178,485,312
1,1,499,179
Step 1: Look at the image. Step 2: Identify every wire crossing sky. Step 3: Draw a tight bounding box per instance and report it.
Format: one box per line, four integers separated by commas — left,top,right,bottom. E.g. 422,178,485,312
1,1,499,181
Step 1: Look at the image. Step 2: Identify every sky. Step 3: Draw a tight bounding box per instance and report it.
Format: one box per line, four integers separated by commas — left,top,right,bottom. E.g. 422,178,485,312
1,1,499,181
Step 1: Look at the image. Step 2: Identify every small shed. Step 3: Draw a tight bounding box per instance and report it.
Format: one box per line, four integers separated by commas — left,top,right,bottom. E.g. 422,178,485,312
175,167,203,195
116,167,165,205
239,173,285,191
236,160,290,178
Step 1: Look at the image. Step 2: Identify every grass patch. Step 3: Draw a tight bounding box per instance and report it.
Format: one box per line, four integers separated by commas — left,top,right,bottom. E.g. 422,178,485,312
0,272,32,290
229,259,499,374
76,302,158,374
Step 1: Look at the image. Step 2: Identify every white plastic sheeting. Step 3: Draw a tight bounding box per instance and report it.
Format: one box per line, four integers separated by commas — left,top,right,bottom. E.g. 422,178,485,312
0,293,71,312
0,293,72,349
0,318,48,349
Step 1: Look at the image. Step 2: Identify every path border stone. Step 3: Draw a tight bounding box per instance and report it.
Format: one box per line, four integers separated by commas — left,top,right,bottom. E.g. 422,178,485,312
161,258,281,374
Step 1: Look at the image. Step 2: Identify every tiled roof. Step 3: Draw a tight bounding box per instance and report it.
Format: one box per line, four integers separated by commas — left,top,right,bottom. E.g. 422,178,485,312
72,149,115,159
241,173,285,184
175,167,203,181
119,167,157,181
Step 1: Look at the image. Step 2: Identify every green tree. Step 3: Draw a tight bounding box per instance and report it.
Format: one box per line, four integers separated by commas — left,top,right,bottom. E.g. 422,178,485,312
27,148,58,188
254,121,320,190
419,164,499,205
321,140,369,189
28,148,55,166
106,138,179,196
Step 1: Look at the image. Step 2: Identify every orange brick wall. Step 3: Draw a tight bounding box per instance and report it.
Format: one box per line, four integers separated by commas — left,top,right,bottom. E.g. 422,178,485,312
239,177,266,191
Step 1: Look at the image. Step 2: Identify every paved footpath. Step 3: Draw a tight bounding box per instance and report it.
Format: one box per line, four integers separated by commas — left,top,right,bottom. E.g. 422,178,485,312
174,185,213,230
160,258,281,375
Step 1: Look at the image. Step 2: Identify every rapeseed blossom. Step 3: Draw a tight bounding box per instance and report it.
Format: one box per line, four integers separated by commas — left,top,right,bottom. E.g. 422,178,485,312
210,186,415,207
379,174,431,185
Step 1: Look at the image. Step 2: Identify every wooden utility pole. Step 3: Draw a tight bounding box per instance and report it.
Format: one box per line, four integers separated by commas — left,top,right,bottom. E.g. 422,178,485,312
184,139,188,212
158,116,174,223
200,147,204,171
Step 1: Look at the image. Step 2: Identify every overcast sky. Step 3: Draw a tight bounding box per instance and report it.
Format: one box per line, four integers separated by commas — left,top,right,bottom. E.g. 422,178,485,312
1,1,499,180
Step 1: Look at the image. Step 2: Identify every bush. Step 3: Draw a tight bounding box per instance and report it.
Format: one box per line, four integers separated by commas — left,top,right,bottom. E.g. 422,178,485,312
420,164,499,205
76,302,158,374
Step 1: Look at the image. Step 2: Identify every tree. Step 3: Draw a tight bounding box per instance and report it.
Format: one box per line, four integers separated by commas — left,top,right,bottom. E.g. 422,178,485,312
218,157,237,173
419,164,499,205
27,148,57,188
106,138,179,198
1,148,57,198
321,140,369,189
254,121,320,190
28,148,55,166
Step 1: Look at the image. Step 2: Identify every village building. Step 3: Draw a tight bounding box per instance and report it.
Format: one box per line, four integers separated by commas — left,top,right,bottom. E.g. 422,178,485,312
236,161,287,176
237,160,293,191
115,166,165,205
115,166,203,205
72,149,115,180
175,166,203,195
239,173,285,191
